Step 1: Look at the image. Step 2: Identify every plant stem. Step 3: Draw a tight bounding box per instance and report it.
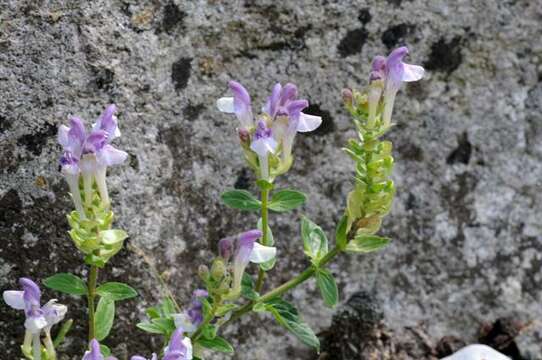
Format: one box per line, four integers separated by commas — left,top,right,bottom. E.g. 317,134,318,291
254,188,269,292
87,265,99,341
225,246,341,326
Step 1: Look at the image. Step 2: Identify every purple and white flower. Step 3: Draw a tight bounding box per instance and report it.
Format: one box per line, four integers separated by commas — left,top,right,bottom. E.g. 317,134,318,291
368,47,425,126
218,229,276,297
217,81,322,178
83,339,118,360
250,120,277,180
173,289,209,333
58,105,127,215
163,328,193,360
216,81,254,130
3,278,67,360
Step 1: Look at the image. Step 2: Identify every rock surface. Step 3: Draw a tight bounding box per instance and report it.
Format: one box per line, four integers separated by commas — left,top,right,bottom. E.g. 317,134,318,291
1,0,541,359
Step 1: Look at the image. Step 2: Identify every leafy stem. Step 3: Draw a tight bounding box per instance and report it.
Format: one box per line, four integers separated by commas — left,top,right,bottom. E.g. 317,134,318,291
224,246,341,327
190,297,221,341
87,265,98,341
254,187,270,292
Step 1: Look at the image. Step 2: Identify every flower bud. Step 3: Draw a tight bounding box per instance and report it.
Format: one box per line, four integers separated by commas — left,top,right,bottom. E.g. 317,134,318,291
342,88,353,108
238,128,250,146
211,259,226,281
198,265,210,281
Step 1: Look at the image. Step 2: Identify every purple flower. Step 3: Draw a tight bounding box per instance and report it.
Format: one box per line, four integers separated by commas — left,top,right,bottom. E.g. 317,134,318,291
163,328,192,360
368,47,424,126
3,278,67,360
173,289,209,333
250,120,278,180
58,105,127,213
218,229,275,298
131,356,158,360
264,83,322,161
216,81,254,129
217,81,322,176
83,339,118,360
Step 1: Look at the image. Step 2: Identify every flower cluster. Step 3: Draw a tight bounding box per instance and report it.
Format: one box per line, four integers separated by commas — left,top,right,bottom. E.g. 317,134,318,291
217,81,322,180
3,278,67,360
58,104,127,218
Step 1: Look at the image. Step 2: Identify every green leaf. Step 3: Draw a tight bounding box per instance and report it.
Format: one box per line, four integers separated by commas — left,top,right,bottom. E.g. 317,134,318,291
100,344,111,357
301,217,328,263
221,190,261,211
95,297,115,341
99,229,128,245
201,324,217,340
268,190,306,212
161,298,177,316
316,269,339,307
215,304,237,317
136,322,165,334
256,179,274,191
345,235,390,253
264,298,320,350
44,273,87,296
335,215,348,249
96,282,138,301
198,336,234,354
151,317,176,335
145,306,161,319
257,217,276,271
241,273,259,301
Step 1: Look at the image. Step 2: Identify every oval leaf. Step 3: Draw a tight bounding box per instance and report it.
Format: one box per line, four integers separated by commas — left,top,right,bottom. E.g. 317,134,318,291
44,273,87,296
345,235,390,253
268,190,306,212
99,229,128,245
316,269,339,308
301,217,328,262
198,336,234,354
136,322,165,335
95,297,115,341
221,190,261,211
96,282,137,301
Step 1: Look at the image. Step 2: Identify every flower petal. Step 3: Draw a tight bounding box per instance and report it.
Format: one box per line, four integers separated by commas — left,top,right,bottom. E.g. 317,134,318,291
84,130,108,154
263,83,282,117
286,99,308,116
280,83,298,105
441,344,510,360
297,113,322,132
97,144,128,167
250,137,278,157
229,80,253,128
42,299,68,327
249,242,277,263
58,125,70,148
3,290,25,310
24,315,48,333
401,63,425,82
19,278,41,306
95,104,119,139
216,97,235,113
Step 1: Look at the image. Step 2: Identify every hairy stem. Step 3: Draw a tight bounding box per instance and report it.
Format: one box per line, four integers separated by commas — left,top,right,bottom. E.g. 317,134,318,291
87,265,98,341
254,188,270,292
225,246,341,326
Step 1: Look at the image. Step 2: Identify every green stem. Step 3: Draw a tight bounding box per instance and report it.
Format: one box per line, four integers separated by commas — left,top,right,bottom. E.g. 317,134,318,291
87,265,98,341
225,246,341,326
254,188,269,292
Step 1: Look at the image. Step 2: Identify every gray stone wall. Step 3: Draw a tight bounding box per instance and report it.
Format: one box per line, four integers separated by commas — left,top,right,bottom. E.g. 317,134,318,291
1,0,541,359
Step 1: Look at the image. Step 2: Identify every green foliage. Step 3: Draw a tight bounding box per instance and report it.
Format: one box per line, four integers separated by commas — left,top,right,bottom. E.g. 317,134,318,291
256,179,274,191
221,190,261,211
335,215,348,250
96,282,137,301
345,234,390,253
268,190,306,212
316,269,339,307
137,298,180,338
44,273,87,296
198,336,234,354
301,217,328,264
263,298,320,350
100,345,111,357
95,297,115,341
241,273,259,301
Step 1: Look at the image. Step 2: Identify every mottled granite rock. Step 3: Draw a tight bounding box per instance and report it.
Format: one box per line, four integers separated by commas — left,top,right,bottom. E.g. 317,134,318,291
1,0,541,359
